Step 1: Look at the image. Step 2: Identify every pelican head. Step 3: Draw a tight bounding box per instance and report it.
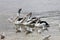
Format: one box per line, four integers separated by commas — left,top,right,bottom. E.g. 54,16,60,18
18,8,22,14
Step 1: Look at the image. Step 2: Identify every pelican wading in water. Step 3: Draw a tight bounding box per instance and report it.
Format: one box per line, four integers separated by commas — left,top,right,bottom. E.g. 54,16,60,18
8,8,32,33
35,17,50,33
8,8,50,34
23,16,50,34
23,17,38,35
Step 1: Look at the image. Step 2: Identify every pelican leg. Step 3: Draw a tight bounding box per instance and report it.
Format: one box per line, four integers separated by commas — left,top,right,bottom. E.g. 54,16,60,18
15,24,23,33
37,29,42,33
15,24,20,30
37,23,48,33
36,24,43,33
37,28,47,34
26,27,33,35
42,24,48,31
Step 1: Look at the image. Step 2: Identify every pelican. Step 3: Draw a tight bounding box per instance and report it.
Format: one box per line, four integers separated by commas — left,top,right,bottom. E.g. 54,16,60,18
8,8,32,33
24,17,49,34
35,17,50,33
23,17,38,35
8,9,50,34
14,12,32,33
23,17,49,34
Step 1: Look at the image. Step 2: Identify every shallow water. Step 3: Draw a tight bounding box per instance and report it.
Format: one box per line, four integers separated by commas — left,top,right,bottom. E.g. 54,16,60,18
0,0,60,40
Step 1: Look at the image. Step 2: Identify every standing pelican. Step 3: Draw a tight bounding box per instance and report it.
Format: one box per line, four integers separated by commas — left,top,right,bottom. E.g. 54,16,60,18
15,13,32,33
8,9,32,33
35,17,50,33
23,17,38,35
15,12,32,33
